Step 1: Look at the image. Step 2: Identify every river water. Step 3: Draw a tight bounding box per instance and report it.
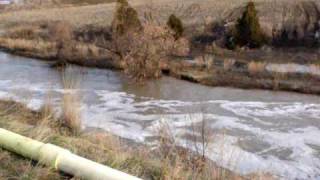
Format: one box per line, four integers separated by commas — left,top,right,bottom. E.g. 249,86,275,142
0,52,320,179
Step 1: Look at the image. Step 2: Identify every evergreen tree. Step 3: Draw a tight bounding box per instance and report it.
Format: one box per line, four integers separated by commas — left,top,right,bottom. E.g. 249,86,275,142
235,1,265,48
111,0,142,35
167,14,184,40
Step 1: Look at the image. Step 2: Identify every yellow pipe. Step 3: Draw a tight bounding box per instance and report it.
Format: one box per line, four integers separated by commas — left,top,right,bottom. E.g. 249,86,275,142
0,128,141,180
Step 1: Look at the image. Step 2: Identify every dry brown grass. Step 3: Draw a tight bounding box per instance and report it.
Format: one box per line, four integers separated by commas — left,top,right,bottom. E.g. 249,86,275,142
0,20,111,60
61,93,81,135
0,100,147,179
0,149,60,180
0,97,274,180
223,58,236,71
309,64,320,75
248,61,266,75
49,21,74,42
271,72,287,90
0,0,316,32
0,37,57,54
71,43,101,59
5,25,42,40
155,117,274,180
194,55,214,70
0,18,110,62
60,66,82,136
0,0,317,62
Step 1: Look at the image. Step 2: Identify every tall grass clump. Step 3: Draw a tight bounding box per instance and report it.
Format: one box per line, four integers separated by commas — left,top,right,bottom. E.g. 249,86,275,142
61,66,82,136
167,14,184,40
31,94,57,141
234,1,265,48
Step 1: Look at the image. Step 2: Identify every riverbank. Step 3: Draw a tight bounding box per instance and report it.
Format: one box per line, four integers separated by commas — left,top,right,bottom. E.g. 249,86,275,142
2,50,320,178
0,0,319,94
0,100,156,179
1,36,320,95
165,53,320,94
1,99,262,179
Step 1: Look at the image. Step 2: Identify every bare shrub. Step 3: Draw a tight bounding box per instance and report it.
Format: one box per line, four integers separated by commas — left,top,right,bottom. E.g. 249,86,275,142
107,0,190,80
109,0,161,80
189,114,213,160
122,25,169,80
155,114,218,179
110,23,186,81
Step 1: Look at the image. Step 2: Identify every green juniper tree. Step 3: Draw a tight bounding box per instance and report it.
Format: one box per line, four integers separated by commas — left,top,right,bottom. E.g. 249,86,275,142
111,0,142,36
235,1,265,48
167,14,184,40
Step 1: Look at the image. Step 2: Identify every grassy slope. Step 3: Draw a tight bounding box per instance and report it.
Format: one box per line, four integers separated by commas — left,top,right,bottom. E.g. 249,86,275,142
0,101,158,179
0,100,257,180
0,0,315,29
61,0,116,5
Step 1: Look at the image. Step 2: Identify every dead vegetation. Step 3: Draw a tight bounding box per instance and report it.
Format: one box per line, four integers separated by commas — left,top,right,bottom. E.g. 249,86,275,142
0,0,318,92
108,0,163,80
96,0,190,80
0,98,273,180
0,0,318,52
0,38,57,58
0,90,272,180
248,61,266,75
0,0,191,80
3,0,116,11
0,0,319,51
0,0,317,179
1,0,318,33
60,66,82,136
0,65,273,179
